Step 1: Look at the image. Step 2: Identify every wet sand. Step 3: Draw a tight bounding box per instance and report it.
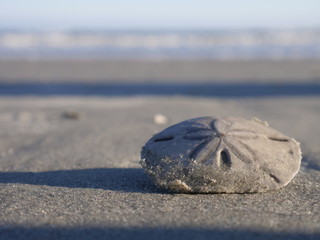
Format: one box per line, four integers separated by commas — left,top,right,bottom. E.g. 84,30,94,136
1,59,320,83
0,60,319,239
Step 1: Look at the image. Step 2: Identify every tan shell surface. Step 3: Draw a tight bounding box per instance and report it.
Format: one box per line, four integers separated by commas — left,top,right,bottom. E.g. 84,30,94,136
140,117,302,193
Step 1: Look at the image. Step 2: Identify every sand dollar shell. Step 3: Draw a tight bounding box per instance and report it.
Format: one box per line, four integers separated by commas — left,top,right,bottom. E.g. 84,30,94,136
140,117,301,193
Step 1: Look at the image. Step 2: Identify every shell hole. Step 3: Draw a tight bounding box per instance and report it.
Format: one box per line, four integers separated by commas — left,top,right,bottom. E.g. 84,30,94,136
268,137,289,142
154,136,174,142
269,173,281,183
220,150,232,169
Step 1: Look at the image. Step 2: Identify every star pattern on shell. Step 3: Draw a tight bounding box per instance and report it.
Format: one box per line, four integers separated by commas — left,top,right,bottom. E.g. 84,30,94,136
183,119,289,171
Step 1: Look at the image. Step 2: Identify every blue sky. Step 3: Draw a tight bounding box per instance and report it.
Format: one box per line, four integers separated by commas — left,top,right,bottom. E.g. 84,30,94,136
1,0,320,30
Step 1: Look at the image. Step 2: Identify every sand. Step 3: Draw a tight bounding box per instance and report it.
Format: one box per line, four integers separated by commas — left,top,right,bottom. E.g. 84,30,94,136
0,60,319,239
1,59,320,83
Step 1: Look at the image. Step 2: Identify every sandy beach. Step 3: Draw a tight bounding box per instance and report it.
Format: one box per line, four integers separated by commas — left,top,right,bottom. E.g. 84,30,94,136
1,59,320,83
0,59,320,239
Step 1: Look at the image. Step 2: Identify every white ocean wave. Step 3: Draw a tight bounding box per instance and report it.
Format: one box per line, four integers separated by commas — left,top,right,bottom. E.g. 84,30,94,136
0,29,319,58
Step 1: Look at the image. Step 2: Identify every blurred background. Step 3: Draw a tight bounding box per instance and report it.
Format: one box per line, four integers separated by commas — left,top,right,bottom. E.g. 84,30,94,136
1,0,320,60
0,0,319,92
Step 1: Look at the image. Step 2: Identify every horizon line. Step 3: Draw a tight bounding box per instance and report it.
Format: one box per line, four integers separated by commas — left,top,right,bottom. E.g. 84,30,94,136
0,26,320,32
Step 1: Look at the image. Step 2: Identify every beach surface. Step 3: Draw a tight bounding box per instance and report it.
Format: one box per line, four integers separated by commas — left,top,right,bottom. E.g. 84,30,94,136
0,60,320,239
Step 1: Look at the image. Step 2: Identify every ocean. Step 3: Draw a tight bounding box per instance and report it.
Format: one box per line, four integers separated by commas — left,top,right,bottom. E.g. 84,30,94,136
0,28,319,59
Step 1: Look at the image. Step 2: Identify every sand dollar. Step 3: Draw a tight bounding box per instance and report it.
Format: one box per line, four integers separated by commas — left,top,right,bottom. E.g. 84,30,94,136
140,117,302,193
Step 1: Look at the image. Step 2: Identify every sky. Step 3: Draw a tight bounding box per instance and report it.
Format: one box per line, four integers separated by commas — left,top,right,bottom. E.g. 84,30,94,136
1,0,320,30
